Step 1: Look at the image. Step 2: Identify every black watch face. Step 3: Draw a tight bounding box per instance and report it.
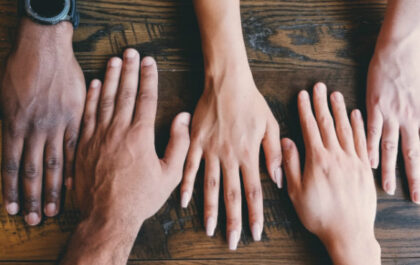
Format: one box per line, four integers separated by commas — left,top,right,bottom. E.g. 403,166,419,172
30,0,66,18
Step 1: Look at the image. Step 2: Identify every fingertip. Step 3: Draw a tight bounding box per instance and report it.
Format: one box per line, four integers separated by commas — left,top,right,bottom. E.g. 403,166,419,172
298,90,309,101
314,82,327,93
124,48,139,59
65,177,73,190
175,112,191,127
90,79,101,89
181,191,191,208
142,56,156,68
108,57,122,68
44,203,58,217
6,202,19,215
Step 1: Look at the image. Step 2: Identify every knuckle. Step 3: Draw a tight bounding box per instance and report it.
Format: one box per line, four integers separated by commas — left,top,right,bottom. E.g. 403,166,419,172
120,90,137,102
226,189,241,203
24,196,40,212
100,97,115,111
7,122,24,138
139,91,157,103
382,140,397,151
406,149,420,161
367,125,379,137
226,217,241,228
142,67,157,79
65,133,78,150
46,189,60,202
2,159,19,176
205,176,218,189
45,156,61,170
246,186,262,201
23,163,40,180
319,116,332,128
5,188,19,202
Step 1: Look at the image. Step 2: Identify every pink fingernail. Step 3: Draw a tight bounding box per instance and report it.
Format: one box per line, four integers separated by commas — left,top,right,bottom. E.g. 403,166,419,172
45,203,57,217
25,212,40,226
6,202,19,215
275,167,282,189
228,230,239,250
251,223,262,241
384,181,395,196
206,216,217,237
413,191,420,204
181,192,190,208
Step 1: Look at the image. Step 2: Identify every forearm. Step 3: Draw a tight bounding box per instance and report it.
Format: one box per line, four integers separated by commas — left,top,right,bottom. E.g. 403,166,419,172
60,210,143,265
322,233,381,265
193,0,250,75
378,0,420,44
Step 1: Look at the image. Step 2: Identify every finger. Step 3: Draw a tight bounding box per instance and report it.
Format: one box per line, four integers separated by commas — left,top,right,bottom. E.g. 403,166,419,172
81,79,102,141
297,90,323,149
262,114,282,188
401,126,420,203
44,132,64,217
367,106,383,169
22,136,46,226
132,56,158,132
381,120,399,196
63,120,80,190
240,156,263,242
97,57,122,128
1,127,23,215
203,155,220,237
112,49,140,127
162,112,191,181
330,92,354,152
312,82,339,148
350,110,369,164
222,162,242,250
180,141,203,208
281,138,302,197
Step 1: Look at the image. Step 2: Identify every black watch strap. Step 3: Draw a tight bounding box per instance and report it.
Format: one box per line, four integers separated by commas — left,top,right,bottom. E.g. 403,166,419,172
18,0,80,28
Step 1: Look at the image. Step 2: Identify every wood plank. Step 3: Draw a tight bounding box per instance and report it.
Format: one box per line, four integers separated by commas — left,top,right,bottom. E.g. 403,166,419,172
1,0,419,264
0,0,386,71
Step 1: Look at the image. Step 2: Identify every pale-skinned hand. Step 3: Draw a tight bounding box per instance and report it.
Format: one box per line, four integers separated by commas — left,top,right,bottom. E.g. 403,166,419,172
282,83,380,265
180,66,281,249
366,0,420,200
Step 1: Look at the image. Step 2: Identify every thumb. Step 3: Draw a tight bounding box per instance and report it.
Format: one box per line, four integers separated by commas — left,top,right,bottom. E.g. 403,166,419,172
162,112,191,182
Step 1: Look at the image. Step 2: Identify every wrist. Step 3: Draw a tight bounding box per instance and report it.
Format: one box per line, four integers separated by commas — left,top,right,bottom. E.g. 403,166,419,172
61,209,143,265
321,231,381,265
15,17,73,53
376,0,420,45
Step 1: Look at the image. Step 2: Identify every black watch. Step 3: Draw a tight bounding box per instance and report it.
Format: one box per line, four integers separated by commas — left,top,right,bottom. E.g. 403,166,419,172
18,0,80,28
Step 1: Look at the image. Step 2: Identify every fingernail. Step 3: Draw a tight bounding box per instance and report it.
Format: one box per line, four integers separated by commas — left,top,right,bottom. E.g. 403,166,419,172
6,202,19,215
354,109,362,119
228,230,239,250
142,56,154,67
125,48,137,59
25,212,40,226
413,191,420,204
91,79,101,88
45,203,57,217
384,181,395,196
251,223,262,241
299,90,309,100
181,192,190,208
109,57,121,67
275,167,282,189
206,216,217,236
179,113,191,126
66,178,73,190
315,82,326,92
333,92,343,101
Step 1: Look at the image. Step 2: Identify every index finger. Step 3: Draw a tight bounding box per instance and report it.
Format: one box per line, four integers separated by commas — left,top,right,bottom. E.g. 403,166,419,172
297,90,323,149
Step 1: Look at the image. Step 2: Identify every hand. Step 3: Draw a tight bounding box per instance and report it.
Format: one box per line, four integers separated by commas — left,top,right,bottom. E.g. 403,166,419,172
366,0,420,199
180,65,281,249
61,49,190,265
0,19,86,225
282,83,380,265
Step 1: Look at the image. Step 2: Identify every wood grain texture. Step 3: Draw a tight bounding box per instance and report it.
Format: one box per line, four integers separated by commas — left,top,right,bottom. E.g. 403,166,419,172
3,0,420,264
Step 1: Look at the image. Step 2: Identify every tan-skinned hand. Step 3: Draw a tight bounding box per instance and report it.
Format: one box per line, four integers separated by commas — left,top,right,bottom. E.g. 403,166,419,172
283,83,380,265
61,49,190,265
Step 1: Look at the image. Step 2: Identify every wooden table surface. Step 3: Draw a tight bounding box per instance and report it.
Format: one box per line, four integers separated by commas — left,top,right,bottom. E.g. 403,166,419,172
0,0,418,264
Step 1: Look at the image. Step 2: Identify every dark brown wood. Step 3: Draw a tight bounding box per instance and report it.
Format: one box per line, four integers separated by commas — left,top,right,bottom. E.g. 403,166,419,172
3,0,420,264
